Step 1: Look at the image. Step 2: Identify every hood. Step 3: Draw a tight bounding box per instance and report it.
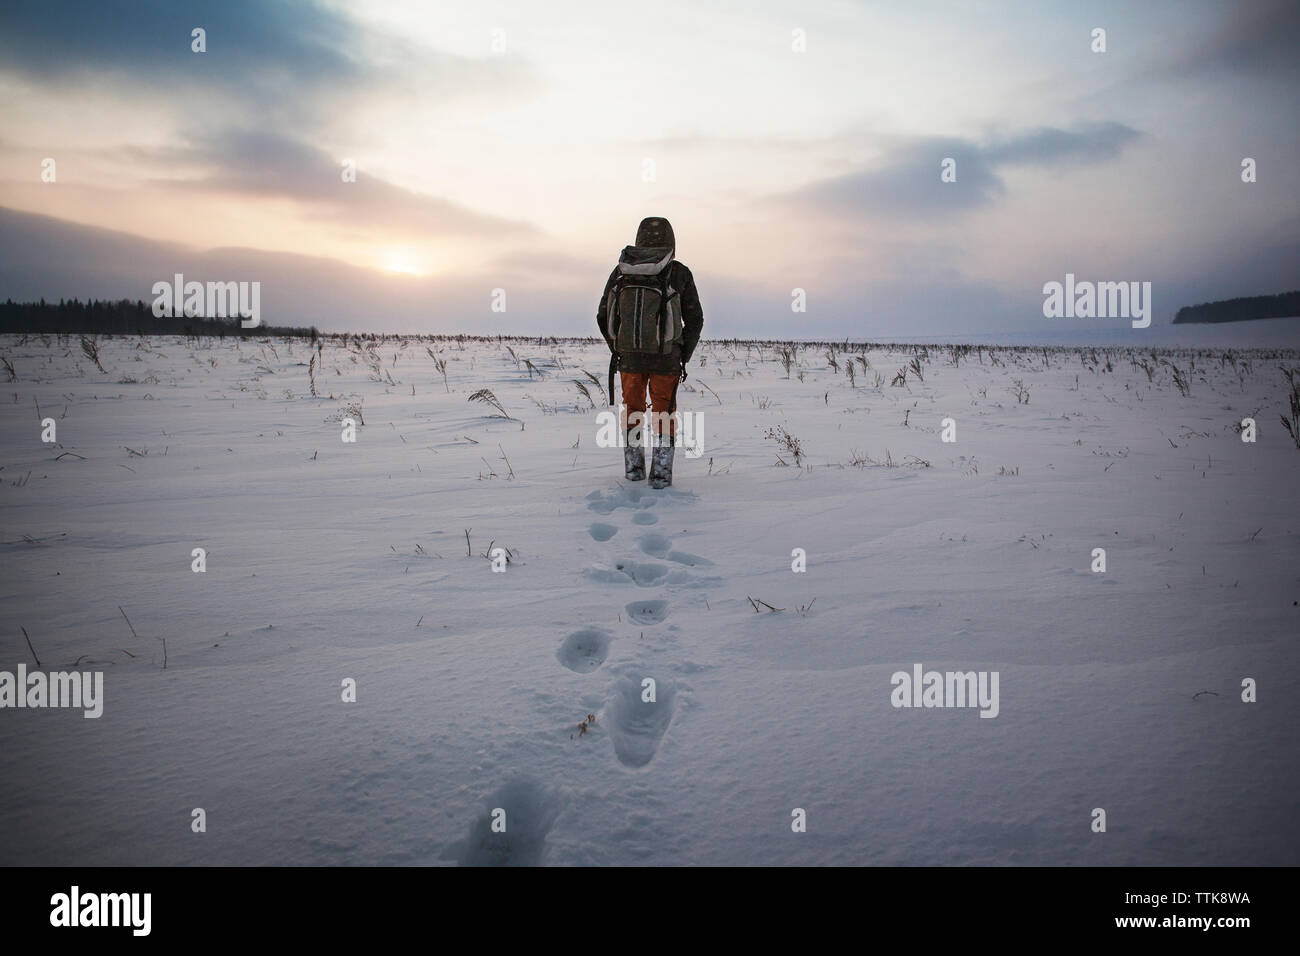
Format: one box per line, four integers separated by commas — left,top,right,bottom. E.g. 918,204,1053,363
617,217,675,275
635,216,674,250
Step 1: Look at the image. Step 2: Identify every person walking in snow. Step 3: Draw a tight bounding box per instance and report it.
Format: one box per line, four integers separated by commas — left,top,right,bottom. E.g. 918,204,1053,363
597,217,703,488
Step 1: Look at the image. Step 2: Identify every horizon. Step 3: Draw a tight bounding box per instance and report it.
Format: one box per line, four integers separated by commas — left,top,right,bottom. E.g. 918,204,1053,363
6,292,1300,350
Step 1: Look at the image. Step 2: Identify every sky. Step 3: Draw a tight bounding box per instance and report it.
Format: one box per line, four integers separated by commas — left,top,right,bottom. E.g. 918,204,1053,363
0,0,1297,340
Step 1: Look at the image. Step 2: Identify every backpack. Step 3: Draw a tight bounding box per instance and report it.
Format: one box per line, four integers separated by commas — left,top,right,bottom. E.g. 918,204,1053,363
607,247,683,357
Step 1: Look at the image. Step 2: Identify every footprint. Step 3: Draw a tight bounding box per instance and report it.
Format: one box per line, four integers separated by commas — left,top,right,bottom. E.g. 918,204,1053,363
556,628,610,673
586,487,648,514
638,532,672,557
588,522,618,542
588,559,714,589
607,676,677,768
626,599,669,625
631,512,658,526
615,560,669,587
444,779,559,866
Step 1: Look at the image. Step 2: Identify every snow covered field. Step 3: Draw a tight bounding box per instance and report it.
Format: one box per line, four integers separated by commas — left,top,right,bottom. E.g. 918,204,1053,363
1,332,1297,866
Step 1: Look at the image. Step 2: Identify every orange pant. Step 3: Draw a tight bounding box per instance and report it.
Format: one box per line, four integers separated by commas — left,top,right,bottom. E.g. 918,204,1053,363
621,372,679,437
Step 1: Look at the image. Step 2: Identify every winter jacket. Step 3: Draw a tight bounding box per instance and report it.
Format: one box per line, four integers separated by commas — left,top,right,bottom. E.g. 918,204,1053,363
596,217,704,376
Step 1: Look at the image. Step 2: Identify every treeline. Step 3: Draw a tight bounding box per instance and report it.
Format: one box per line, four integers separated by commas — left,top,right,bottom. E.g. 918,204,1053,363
0,299,318,337
1173,290,1300,324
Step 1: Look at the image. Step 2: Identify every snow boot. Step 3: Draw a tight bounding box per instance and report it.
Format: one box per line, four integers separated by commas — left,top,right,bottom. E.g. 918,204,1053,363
648,436,675,489
624,428,646,481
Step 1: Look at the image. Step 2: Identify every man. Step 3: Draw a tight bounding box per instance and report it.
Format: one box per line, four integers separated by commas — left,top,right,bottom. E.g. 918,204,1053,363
596,216,704,488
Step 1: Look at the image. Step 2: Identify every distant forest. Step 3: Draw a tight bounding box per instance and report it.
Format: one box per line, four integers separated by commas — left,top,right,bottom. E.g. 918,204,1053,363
1173,290,1300,324
0,298,318,337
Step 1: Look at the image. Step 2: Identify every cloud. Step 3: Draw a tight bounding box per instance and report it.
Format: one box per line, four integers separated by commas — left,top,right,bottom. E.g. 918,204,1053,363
983,122,1141,167
779,122,1141,221
783,136,1004,219
0,1,360,92
0,0,534,131
149,128,538,240
1159,0,1300,80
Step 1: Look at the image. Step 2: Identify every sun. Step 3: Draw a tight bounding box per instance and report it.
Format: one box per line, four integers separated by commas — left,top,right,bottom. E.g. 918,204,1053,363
378,247,429,276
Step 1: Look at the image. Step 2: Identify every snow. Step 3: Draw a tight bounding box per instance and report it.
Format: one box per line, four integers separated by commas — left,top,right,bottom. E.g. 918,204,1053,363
1,332,1297,865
